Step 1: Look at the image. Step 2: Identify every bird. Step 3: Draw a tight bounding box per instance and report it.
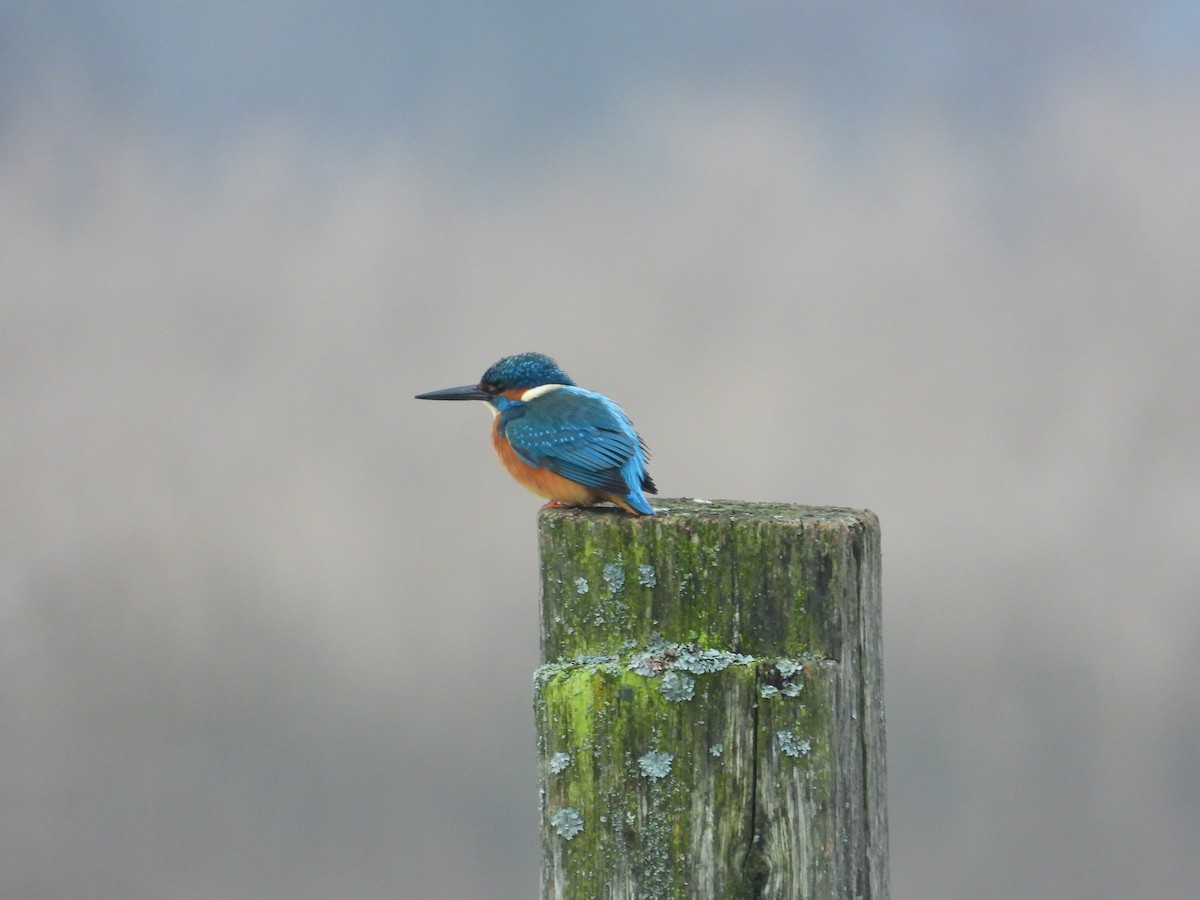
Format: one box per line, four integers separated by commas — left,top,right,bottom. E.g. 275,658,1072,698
415,352,657,515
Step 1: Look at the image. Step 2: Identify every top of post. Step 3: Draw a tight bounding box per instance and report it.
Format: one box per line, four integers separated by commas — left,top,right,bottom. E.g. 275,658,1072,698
537,498,880,662
539,497,874,527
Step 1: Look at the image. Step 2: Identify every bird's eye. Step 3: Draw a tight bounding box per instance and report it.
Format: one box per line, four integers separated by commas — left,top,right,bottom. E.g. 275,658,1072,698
481,383,500,395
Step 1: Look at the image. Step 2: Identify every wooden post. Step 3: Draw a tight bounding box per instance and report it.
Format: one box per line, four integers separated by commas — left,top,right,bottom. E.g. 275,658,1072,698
534,499,886,899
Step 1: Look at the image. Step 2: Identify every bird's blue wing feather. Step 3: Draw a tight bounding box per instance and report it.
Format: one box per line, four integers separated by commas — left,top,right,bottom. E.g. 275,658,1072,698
500,387,650,498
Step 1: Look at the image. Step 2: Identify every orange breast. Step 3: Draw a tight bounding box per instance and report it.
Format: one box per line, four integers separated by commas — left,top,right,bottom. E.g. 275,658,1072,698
491,419,602,505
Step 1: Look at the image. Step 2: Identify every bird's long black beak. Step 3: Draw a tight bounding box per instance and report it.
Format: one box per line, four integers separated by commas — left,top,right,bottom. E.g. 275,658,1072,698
414,384,491,401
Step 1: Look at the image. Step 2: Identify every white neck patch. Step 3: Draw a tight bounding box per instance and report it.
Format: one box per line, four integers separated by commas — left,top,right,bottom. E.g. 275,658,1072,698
520,383,565,402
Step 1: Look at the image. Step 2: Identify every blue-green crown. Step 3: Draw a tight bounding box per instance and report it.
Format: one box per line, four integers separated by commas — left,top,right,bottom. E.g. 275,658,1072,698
480,352,575,390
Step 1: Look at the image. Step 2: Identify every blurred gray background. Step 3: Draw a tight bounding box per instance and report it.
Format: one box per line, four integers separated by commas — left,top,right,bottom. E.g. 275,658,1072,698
3,3,1198,898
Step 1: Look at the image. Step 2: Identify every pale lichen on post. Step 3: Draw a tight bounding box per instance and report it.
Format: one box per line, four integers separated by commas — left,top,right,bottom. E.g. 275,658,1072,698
638,750,674,781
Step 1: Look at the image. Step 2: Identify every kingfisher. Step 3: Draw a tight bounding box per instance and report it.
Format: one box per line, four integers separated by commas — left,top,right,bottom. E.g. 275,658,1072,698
415,352,657,515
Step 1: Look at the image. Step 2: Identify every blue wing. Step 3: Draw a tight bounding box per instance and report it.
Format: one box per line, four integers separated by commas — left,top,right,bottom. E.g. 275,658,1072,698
499,387,655,506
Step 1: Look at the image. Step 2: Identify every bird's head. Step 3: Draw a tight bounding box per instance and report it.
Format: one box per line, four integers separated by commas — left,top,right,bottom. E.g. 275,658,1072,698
479,352,574,395
415,352,575,404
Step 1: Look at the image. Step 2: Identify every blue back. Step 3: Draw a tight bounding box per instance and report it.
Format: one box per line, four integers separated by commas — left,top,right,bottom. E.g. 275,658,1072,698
496,386,655,513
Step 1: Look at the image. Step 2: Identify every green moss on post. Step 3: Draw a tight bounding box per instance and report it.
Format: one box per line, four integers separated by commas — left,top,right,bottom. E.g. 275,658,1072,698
534,499,887,899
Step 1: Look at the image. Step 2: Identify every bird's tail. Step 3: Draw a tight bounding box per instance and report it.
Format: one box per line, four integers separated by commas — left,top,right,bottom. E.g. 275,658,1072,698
615,490,655,516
